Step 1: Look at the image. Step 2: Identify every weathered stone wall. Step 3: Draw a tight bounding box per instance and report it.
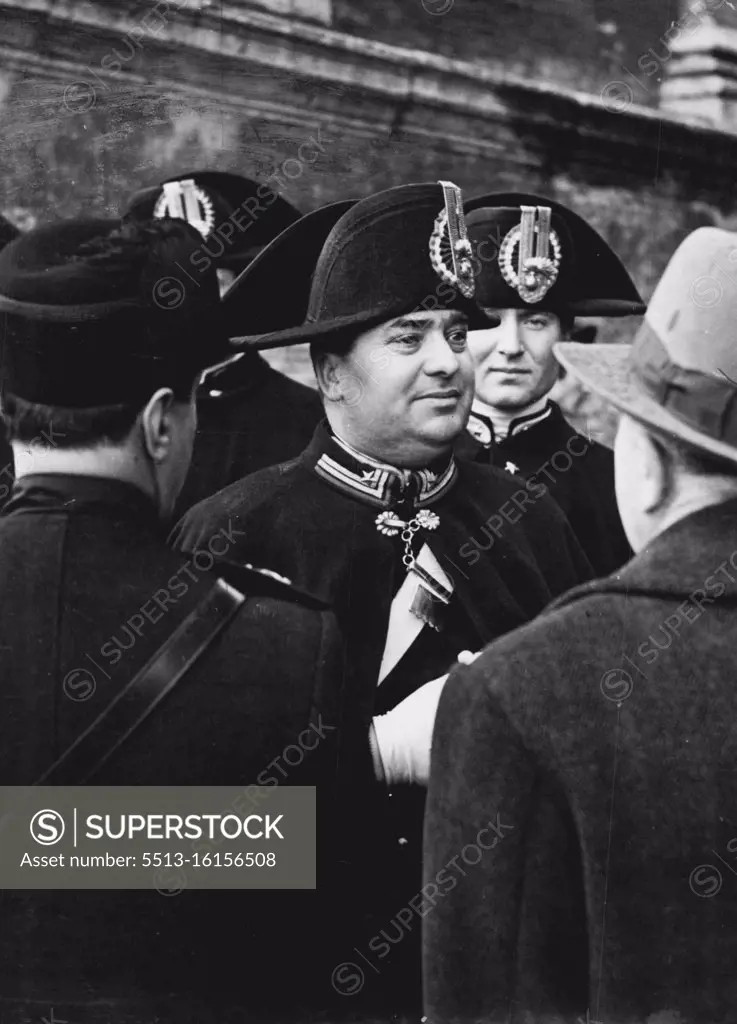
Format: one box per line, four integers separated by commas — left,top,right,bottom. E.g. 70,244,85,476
334,0,673,104
1,0,737,443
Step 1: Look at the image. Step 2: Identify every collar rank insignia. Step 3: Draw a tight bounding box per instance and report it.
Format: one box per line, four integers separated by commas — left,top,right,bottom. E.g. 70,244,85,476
154,179,216,240
499,205,561,303
430,180,475,299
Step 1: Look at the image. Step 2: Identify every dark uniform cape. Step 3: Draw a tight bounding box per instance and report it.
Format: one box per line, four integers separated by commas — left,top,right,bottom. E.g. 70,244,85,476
0,474,353,1024
172,420,594,1014
424,497,737,1024
173,348,323,517
455,399,632,577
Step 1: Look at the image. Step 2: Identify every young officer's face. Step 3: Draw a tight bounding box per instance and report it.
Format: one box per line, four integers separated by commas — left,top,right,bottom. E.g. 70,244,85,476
322,309,474,467
467,308,564,410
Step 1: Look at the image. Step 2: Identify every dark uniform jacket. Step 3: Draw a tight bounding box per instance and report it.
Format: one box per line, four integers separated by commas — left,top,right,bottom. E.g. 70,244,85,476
456,399,632,577
424,497,737,1024
174,420,593,729
172,420,594,1014
0,474,351,1023
173,349,323,517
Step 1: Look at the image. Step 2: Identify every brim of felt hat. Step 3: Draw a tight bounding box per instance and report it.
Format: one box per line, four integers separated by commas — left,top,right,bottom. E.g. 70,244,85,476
233,298,496,350
554,341,737,468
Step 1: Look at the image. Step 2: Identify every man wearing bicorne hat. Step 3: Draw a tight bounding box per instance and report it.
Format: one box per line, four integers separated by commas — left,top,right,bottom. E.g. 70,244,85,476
172,180,594,1013
456,192,645,577
123,171,323,515
0,215,354,1021
424,226,737,1024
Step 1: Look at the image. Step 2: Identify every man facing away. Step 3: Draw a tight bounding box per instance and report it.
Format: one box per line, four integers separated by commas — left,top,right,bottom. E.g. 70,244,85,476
424,226,737,1024
455,193,645,576
173,181,594,1015
0,216,355,1023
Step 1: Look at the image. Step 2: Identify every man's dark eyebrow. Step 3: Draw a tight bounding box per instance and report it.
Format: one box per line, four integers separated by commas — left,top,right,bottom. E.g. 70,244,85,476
387,315,434,331
387,312,468,332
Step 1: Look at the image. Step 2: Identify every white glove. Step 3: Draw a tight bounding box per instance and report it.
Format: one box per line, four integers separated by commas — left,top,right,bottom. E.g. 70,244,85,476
369,651,483,786
369,673,448,787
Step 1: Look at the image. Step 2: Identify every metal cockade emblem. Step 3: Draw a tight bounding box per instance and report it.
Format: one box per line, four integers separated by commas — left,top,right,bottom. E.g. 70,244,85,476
499,205,561,303
429,181,475,299
154,178,216,240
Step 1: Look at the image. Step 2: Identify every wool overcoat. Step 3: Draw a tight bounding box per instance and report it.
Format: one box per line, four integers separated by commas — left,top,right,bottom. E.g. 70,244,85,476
424,497,737,1024
0,473,354,1022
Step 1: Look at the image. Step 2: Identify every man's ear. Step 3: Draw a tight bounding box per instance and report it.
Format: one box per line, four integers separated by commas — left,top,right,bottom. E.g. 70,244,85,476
140,388,177,462
312,350,344,404
639,428,675,515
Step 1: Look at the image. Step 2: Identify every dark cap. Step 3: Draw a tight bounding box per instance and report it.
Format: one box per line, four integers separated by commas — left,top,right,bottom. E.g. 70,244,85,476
465,191,646,320
0,217,229,408
123,171,302,273
230,181,495,350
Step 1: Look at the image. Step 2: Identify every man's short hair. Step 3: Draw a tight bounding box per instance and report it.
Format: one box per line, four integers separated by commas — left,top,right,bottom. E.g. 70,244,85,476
1,376,197,451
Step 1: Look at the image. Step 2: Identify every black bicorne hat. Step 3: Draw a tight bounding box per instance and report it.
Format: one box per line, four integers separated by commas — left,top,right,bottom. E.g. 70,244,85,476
464,192,646,321
228,181,495,350
122,171,302,272
223,198,358,344
0,218,229,408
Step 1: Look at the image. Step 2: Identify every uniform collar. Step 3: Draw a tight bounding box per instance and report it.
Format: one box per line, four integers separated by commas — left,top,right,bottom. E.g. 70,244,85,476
468,395,553,444
308,421,458,510
3,473,161,528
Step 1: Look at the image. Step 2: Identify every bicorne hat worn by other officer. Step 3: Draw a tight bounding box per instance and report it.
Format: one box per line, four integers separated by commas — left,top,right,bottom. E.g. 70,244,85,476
123,171,302,272
556,226,737,469
465,192,646,325
0,218,229,408
222,180,498,350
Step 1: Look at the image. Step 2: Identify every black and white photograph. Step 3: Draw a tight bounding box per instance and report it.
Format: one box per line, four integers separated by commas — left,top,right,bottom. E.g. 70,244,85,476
0,0,736,1021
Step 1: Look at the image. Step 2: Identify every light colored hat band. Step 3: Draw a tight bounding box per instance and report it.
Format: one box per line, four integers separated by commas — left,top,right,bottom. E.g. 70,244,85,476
633,322,737,446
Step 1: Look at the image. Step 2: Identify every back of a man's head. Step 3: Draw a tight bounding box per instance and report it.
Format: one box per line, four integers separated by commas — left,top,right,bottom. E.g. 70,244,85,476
615,413,737,553
0,217,227,515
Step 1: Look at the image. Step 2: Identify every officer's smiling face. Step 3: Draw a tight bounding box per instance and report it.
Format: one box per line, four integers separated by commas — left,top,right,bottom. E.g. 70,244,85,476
467,308,564,410
316,309,474,468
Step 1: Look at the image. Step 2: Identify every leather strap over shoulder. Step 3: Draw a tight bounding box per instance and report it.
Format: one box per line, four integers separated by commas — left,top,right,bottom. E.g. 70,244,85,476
36,579,246,785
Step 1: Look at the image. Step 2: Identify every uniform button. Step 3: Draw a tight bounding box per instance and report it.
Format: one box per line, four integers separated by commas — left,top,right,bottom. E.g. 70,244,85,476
208,389,223,397
398,837,408,846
